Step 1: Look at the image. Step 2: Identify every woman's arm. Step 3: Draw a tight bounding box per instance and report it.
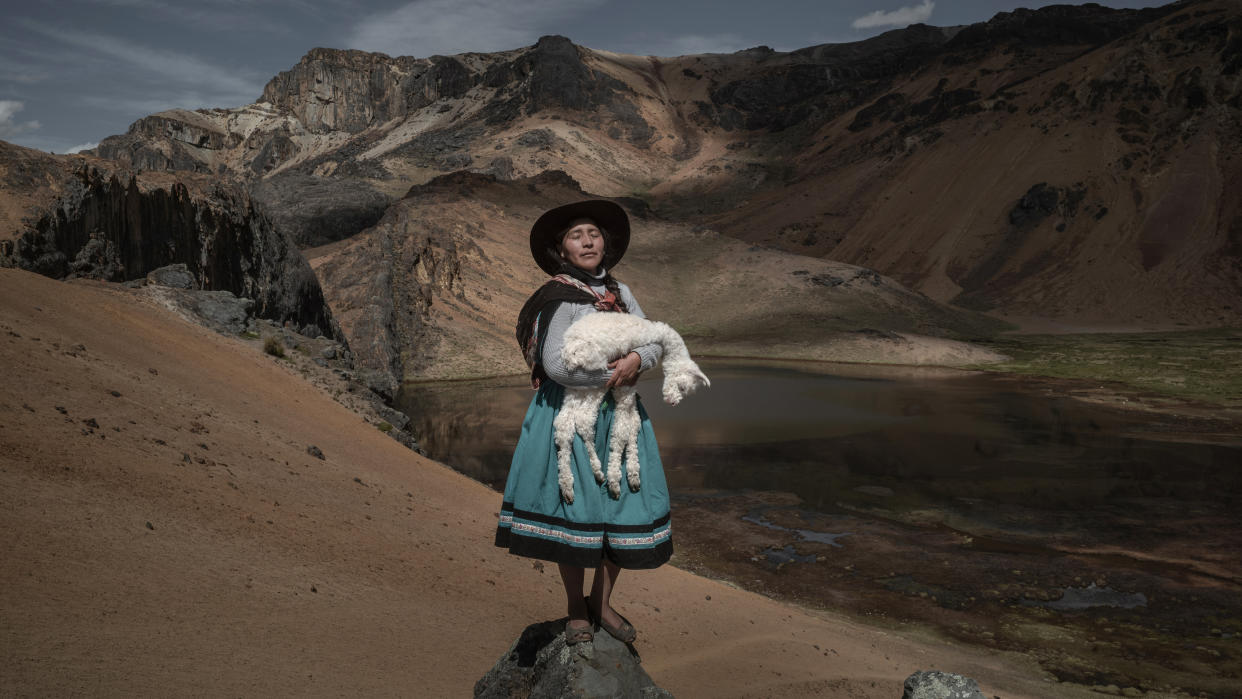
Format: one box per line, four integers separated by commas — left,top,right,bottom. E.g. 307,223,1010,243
540,284,666,387
617,283,663,371
540,303,613,388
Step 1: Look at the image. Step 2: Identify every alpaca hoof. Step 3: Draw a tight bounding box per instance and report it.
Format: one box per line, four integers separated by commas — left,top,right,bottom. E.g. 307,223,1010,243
561,489,574,504
608,483,621,499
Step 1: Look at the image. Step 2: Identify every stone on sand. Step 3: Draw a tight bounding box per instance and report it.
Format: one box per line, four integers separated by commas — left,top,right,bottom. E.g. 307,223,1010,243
475,619,673,699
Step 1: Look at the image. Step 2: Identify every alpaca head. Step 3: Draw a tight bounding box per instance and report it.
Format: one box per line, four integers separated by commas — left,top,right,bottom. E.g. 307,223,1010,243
662,365,710,405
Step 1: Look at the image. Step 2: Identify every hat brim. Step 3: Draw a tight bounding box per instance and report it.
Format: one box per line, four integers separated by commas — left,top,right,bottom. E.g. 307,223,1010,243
529,200,630,275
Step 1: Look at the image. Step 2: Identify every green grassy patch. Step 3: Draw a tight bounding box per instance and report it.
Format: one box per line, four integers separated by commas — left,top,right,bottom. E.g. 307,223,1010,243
970,328,1242,406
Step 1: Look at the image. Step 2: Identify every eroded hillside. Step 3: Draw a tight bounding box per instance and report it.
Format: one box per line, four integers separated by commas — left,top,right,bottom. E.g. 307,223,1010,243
308,171,1006,388
83,1,1239,331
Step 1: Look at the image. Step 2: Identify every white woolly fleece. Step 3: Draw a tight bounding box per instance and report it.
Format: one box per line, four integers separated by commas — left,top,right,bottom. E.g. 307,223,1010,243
552,313,709,503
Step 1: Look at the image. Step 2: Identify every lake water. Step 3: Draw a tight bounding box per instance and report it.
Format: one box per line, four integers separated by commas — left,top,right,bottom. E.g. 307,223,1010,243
397,359,1242,697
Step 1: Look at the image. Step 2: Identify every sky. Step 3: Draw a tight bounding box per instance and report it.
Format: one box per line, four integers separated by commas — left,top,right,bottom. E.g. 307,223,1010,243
1,0,1164,154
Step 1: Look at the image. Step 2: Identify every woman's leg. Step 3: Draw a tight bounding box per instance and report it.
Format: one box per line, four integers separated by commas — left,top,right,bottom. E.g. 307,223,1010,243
588,558,629,631
558,564,591,634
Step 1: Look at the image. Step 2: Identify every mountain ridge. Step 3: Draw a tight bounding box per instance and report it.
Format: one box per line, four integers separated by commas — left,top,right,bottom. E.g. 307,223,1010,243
5,0,1239,386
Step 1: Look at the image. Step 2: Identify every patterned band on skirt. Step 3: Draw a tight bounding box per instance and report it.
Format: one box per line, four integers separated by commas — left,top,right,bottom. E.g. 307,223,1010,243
495,381,673,569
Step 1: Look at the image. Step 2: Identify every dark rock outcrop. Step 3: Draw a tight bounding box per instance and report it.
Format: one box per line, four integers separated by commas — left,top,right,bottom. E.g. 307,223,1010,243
313,188,474,397
946,4,1173,53
481,35,653,145
96,111,230,173
1,161,341,339
146,262,196,289
706,4,1176,133
148,287,255,335
250,173,391,247
708,24,954,131
261,48,419,134
260,49,483,135
902,670,985,699
475,620,673,699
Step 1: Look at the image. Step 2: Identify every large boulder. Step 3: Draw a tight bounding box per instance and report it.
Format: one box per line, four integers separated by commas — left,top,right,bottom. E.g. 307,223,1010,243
902,670,986,699
475,620,673,699
146,263,196,289
145,287,254,335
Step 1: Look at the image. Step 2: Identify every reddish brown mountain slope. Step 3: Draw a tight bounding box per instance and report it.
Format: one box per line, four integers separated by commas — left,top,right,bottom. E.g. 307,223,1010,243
703,1,1242,328
81,1,1237,333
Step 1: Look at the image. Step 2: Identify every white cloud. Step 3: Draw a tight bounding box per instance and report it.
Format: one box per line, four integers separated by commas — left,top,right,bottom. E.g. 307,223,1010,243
19,20,263,106
346,0,603,58
0,100,42,140
65,141,100,153
851,0,935,30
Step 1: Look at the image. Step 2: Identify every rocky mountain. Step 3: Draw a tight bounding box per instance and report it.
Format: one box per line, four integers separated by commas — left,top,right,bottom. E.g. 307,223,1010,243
698,0,1242,328
308,169,1005,390
0,142,340,338
6,0,1238,385
88,0,1240,333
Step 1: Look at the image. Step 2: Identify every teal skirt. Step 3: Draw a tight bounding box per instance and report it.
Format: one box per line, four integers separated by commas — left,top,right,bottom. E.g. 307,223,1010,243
495,381,672,569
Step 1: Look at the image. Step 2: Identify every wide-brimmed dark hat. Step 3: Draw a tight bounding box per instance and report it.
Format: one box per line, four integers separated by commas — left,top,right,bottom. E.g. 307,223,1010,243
529,199,630,275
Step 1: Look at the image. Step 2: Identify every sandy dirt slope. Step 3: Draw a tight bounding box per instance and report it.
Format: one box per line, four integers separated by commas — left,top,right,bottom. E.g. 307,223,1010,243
1,268,1094,698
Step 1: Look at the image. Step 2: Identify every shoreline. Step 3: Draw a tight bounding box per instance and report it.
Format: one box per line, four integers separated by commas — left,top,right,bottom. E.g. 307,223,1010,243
4,270,1234,698
403,345,1242,428
402,349,1242,698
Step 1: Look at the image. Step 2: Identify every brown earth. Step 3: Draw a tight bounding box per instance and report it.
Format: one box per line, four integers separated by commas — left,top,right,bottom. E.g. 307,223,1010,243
0,267,1123,697
307,171,1009,390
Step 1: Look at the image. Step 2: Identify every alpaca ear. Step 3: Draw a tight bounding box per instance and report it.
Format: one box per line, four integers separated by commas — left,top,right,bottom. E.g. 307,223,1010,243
695,368,711,388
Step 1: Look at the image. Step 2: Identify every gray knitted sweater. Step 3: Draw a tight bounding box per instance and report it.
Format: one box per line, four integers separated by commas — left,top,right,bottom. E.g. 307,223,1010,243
540,275,663,388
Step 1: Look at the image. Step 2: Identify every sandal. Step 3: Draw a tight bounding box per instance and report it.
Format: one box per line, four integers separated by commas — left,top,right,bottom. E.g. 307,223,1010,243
565,618,594,646
586,594,637,644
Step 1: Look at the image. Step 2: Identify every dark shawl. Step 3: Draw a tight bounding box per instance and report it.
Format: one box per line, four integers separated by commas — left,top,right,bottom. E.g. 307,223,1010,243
515,264,629,388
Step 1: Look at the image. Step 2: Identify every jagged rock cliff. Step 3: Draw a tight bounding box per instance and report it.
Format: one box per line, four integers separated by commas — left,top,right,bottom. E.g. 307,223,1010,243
0,142,340,338
88,0,1242,332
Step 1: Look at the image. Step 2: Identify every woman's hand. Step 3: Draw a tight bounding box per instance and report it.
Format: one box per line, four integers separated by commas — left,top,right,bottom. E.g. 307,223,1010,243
606,352,642,388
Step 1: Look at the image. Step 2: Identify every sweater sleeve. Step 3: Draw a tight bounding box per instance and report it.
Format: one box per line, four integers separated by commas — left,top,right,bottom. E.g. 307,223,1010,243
617,283,663,372
540,302,612,388
541,284,665,387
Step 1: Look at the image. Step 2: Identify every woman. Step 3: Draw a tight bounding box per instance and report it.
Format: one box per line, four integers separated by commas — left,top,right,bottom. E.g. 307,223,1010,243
495,199,671,645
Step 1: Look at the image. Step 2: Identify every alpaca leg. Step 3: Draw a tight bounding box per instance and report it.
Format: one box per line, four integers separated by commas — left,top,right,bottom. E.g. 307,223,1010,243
604,389,630,499
552,407,576,504
573,389,606,484
605,424,624,499
624,423,641,492
607,387,640,498
617,390,642,492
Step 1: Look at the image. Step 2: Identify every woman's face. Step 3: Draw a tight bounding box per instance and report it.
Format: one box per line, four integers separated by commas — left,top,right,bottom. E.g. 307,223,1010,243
559,218,606,272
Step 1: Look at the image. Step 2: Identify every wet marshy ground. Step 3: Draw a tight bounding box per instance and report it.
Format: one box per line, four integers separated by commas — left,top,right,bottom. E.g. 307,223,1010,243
398,359,1242,697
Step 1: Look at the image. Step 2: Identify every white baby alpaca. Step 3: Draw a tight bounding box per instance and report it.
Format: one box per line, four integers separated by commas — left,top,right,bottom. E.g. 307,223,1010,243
553,312,709,503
